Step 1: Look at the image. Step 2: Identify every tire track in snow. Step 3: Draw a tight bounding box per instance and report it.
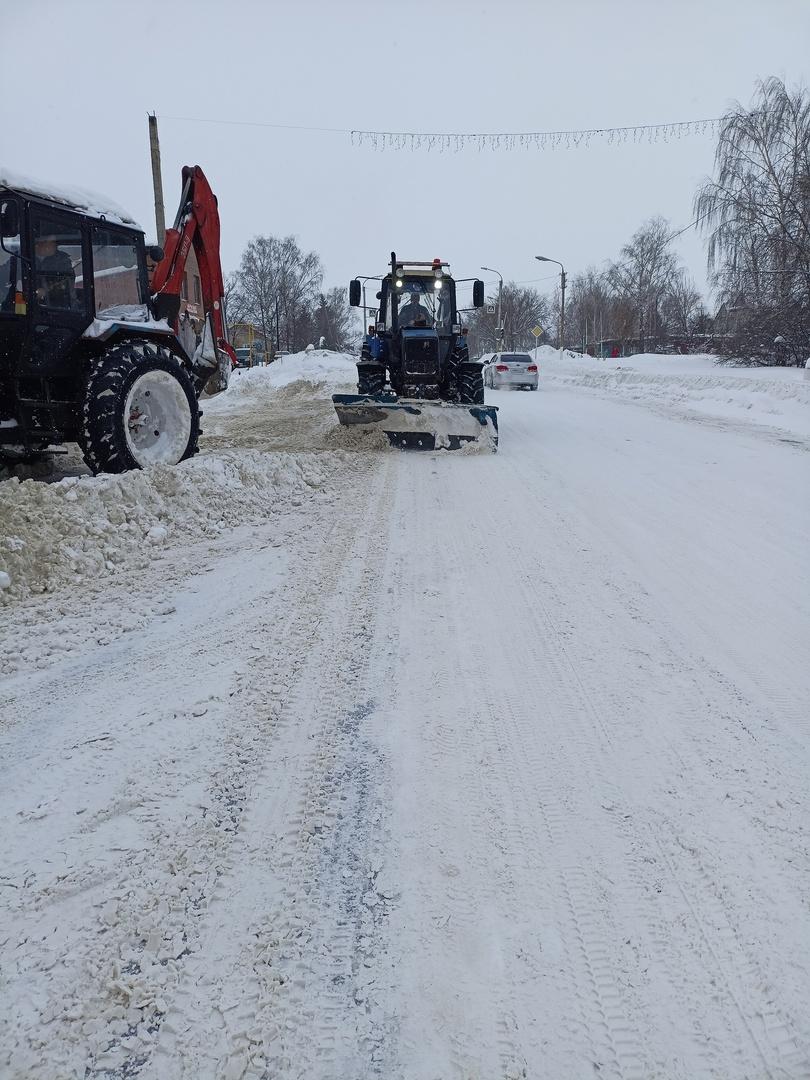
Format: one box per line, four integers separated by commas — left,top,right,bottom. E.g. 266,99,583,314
437,517,649,1080
470,437,810,1078
141,453,401,1080
1,454,392,1080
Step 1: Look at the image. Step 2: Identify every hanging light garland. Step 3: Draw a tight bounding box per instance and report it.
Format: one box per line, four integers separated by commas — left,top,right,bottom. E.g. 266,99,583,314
161,113,739,153
349,117,724,153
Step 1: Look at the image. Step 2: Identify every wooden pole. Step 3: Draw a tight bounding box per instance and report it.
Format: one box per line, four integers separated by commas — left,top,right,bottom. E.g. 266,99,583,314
148,113,166,243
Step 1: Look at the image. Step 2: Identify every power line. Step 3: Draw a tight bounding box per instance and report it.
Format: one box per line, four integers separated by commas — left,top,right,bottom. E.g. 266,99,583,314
160,112,733,152
160,114,349,135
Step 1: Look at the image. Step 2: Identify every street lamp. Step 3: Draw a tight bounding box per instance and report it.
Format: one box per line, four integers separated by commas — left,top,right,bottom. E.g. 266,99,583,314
535,255,566,353
481,266,503,351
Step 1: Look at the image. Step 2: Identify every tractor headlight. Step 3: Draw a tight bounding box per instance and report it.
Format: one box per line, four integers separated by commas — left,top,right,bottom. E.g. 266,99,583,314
395,279,403,288
434,280,443,290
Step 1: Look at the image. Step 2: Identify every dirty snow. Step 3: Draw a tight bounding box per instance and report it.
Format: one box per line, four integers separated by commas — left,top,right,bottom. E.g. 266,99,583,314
1,348,809,1079
0,450,332,605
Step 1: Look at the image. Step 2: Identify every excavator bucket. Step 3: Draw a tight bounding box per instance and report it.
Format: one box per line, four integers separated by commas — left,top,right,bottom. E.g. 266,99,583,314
332,394,498,451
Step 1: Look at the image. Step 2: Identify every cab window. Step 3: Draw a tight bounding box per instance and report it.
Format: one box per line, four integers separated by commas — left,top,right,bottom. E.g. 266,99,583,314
91,227,142,316
32,213,84,312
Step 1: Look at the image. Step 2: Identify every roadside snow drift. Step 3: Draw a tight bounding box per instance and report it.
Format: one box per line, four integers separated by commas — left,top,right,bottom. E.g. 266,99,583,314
0,352,359,602
209,349,357,409
0,451,328,603
536,347,810,440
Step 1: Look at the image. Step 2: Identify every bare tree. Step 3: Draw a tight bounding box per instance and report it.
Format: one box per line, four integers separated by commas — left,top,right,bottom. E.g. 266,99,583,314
467,283,551,354
566,269,612,352
234,236,278,355
607,217,679,352
231,235,324,354
660,270,703,339
695,77,810,364
223,270,250,332
308,287,356,351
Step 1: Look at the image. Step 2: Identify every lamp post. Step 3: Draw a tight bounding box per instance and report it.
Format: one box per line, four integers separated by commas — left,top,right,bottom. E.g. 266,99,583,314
481,266,503,351
535,255,566,354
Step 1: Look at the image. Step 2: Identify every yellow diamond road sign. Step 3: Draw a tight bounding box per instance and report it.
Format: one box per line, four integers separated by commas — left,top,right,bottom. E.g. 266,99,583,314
530,326,543,338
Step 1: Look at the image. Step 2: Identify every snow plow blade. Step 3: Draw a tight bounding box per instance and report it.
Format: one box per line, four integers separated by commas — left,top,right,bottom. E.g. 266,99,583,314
332,394,498,451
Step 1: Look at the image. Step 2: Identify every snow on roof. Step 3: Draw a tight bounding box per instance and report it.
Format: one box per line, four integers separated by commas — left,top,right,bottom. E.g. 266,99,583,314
0,165,142,229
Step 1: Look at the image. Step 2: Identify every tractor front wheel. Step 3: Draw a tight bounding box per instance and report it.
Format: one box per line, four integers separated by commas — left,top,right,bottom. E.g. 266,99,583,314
357,362,386,397
82,341,200,474
457,362,485,405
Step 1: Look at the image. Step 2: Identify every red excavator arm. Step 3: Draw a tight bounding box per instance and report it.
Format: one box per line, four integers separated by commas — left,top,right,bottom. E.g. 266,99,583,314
151,165,237,393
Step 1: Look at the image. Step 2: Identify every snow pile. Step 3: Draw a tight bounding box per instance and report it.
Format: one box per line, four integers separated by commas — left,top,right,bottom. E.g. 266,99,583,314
536,348,810,439
0,165,140,227
0,450,329,603
210,349,357,411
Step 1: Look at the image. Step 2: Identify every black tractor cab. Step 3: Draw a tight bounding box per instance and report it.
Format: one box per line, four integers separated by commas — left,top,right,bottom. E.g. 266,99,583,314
0,177,196,471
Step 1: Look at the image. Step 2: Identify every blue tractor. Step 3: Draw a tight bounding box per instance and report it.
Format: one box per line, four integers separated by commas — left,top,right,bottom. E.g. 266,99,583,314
332,252,498,450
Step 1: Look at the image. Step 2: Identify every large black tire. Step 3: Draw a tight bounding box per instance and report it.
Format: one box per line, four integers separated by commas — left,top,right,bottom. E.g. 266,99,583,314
457,361,485,405
357,362,386,397
82,340,200,475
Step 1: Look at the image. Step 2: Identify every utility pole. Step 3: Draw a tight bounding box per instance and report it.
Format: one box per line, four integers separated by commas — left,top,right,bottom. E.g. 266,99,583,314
148,112,166,244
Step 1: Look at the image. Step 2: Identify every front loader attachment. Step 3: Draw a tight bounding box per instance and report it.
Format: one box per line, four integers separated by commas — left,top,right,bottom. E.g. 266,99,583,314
332,393,498,451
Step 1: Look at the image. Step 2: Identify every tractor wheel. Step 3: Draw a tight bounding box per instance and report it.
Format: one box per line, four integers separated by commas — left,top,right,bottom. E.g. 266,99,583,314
457,362,485,405
357,362,386,397
82,341,200,475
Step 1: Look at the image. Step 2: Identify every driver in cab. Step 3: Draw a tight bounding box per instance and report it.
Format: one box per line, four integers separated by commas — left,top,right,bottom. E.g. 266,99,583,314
34,234,76,309
398,290,431,328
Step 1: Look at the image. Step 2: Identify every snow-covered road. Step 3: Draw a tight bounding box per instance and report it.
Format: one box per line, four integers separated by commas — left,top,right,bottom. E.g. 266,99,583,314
2,355,809,1079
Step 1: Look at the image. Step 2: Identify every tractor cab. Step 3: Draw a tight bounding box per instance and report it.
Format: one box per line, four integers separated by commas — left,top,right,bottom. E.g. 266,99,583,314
0,179,172,456
349,254,485,400
334,251,497,450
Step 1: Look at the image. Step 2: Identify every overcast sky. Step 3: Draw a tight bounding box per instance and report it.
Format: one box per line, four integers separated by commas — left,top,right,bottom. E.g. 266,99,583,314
4,0,809,307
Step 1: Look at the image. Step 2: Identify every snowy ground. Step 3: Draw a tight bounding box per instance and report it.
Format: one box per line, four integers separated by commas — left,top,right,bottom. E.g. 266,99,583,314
1,351,809,1079
534,345,810,443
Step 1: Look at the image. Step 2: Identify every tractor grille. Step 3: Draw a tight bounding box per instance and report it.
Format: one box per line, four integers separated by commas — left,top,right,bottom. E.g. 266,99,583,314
403,335,439,376
401,334,440,397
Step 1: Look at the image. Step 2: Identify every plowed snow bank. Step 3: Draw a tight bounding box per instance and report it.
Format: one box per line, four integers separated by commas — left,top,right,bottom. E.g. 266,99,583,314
535,348,810,439
209,350,356,410
0,451,328,602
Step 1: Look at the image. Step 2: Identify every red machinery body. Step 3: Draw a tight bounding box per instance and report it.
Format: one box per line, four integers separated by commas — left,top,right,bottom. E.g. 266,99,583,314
151,166,237,387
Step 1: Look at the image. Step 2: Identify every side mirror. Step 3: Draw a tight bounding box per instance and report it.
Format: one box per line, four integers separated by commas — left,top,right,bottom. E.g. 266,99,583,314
1,200,20,239
473,279,485,307
349,279,361,307
147,245,165,263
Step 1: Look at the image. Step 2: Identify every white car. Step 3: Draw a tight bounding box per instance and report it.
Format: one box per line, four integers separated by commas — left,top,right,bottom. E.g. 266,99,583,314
482,352,539,390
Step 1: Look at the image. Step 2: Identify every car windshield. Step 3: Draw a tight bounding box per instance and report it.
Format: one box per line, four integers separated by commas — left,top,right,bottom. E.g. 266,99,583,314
391,277,452,332
501,353,532,363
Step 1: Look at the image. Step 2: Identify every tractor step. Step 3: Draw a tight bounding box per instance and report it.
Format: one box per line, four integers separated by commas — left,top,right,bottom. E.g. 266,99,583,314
332,393,498,451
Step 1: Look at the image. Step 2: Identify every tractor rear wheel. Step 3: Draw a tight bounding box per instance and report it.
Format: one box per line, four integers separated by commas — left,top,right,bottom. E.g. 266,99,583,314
82,341,200,475
357,362,386,397
457,362,485,405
